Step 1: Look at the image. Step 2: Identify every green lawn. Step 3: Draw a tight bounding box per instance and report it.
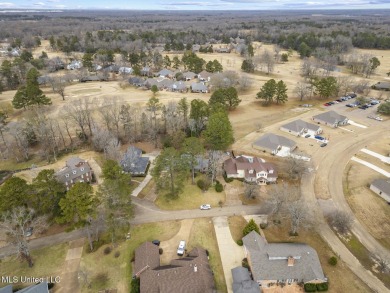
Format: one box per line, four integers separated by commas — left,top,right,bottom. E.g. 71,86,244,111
79,221,181,293
0,243,68,287
188,218,227,293
155,176,226,210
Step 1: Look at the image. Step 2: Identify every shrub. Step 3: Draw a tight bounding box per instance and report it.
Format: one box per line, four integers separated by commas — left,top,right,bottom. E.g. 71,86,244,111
316,283,329,291
114,251,120,258
328,256,337,266
103,246,112,255
242,258,249,268
243,219,260,236
131,278,140,293
215,182,223,192
205,249,209,256
304,283,317,292
197,179,205,190
130,251,135,262
159,248,163,255
260,223,268,229
236,239,243,246
223,172,234,183
289,231,299,236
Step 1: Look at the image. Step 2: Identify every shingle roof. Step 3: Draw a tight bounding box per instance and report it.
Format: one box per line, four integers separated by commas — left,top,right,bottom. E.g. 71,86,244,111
371,179,390,194
232,267,261,293
134,242,160,275
183,71,197,79
158,68,173,76
281,119,321,133
120,146,150,175
0,285,12,293
253,133,296,152
56,157,92,184
191,82,208,92
223,156,277,179
312,111,348,125
15,282,49,293
243,231,326,284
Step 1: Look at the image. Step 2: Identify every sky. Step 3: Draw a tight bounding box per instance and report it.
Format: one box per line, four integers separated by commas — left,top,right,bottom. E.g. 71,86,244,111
0,0,390,10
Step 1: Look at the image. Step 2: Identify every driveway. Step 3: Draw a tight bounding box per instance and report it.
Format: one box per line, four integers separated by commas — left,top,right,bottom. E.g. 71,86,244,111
213,216,244,293
131,152,159,197
351,156,390,177
361,148,390,164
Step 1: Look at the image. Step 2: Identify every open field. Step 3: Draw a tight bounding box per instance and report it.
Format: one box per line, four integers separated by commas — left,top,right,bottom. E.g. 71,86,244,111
344,161,390,250
227,215,248,242
263,225,373,293
79,220,181,293
155,176,225,210
188,218,227,293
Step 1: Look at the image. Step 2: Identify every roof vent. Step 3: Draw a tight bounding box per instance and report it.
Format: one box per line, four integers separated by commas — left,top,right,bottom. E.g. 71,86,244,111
194,264,198,272
288,256,295,267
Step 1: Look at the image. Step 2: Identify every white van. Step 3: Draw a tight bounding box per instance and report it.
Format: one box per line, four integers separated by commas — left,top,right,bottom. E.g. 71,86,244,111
177,240,186,256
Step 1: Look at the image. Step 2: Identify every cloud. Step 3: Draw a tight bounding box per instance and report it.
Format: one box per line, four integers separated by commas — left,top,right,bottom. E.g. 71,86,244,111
47,0,61,2
163,1,224,6
33,1,45,5
0,2,14,7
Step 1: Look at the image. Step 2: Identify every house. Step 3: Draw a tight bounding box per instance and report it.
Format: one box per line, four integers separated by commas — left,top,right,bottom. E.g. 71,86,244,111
243,231,327,288
192,44,201,52
120,146,150,176
80,75,107,82
134,242,215,293
370,179,390,203
191,82,209,93
141,66,153,76
223,155,277,184
56,157,93,190
67,60,82,70
372,81,390,91
103,65,120,73
183,71,197,81
119,66,133,74
252,133,297,155
280,119,323,137
198,70,213,82
129,77,145,87
217,47,231,53
169,81,188,93
157,68,174,78
312,111,348,128
0,282,49,293
232,267,261,293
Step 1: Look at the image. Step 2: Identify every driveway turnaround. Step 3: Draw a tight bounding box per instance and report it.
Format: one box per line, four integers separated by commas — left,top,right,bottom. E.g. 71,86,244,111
213,216,244,293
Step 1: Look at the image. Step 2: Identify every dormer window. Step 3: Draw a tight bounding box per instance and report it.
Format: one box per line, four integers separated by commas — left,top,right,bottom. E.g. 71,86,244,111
65,174,69,178
249,169,253,174
81,167,84,171
72,170,77,175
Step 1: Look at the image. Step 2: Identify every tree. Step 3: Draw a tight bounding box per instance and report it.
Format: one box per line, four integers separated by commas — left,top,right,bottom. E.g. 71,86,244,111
281,53,288,62
152,147,188,199
31,169,66,218
98,160,133,245
182,137,204,184
0,207,48,267
266,182,300,218
243,219,260,236
178,97,189,129
368,56,380,77
25,68,52,107
328,210,353,235
312,76,338,99
12,86,29,109
294,82,311,101
0,177,29,213
206,59,223,73
203,111,234,150
288,199,310,235
275,80,288,104
189,99,209,136
172,55,181,69
57,182,99,250
284,156,306,181
82,53,93,71
298,42,312,58
244,183,259,199
241,59,255,73
163,55,171,68
377,102,390,115
209,87,241,110
146,96,162,147
260,49,275,74
256,79,276,104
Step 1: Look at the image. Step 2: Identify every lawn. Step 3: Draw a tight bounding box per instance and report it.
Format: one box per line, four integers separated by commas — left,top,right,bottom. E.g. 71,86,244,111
137,179,155,199
155,176,226,210
187,218,227,293
79,220,181,293
228,216,248,242
0,243,68,287
262,225,373,293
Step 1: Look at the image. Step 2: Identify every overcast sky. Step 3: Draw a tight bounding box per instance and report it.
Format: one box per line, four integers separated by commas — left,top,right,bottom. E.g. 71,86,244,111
1,0,390,10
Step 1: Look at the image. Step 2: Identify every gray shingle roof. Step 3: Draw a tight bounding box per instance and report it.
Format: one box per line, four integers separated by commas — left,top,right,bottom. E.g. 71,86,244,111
253,133,296,152
191,82,208,92
242,231,326,284
232,267,261,293
371,179,390,195
312,111,348,125
0,285,12,293
120,146,150,175
56,157,92,184
281,119,321,133
11,282,49,293
158,68,173,76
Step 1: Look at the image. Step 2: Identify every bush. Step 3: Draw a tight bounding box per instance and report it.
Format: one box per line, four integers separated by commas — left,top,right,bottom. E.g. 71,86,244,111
328,256,337,266
223,172,234,183
197,179,205,190
316,283,329,291
215,182,223,192
131,278,140,293
236,239,243,246
304,283,317,292
130,251,135,262
159,248,163,255
103,246,112,255
289,231,299,236
243,219,260,236
242,258,249,269
260,223,268,229
114,251,120,258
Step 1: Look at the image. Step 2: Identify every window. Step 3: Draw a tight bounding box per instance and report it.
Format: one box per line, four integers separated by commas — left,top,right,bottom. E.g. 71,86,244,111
81,174,84,179
81,167,84,171
72,170,77,175
65,174,69,178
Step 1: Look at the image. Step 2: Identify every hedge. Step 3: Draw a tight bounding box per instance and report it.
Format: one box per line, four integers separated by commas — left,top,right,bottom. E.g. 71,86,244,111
304,283,317,292
316,283,329,291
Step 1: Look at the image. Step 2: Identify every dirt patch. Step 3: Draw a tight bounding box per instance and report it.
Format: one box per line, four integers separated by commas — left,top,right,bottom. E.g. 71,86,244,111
263,284,303,293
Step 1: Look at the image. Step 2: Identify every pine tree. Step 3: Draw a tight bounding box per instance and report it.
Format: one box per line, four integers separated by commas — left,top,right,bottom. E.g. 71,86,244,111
203,111,234,150
25,68,51,107
275,80,288,104
256,79,277,104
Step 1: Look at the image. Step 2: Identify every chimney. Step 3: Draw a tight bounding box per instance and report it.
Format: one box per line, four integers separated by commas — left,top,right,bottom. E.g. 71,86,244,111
194,264,198,272
288,256,295,267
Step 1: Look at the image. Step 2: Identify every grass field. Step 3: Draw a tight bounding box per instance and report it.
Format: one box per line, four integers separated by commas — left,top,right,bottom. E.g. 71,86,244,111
188,218,227,293
155,176,225,210
227,216,248,242
79,221,181,293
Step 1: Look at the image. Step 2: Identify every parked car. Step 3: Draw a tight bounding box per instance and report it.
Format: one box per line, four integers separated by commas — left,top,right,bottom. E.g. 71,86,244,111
336,99,343,102
177,240,186,256
200,204,211,210
320,143,327,147
324,103,330,106
25,227,33,237
152,240,161,246
348,93,357,98
315,135,325,140
345,104,353,108
304,134,311,138
327,101,335,105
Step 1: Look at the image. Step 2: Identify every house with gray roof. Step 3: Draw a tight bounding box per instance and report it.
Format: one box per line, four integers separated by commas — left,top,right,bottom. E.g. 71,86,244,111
312,111,348,128
67,60,82,70
280,119,322,137
372,81,390,91
232,267,261,293
141,66,153,76
129,77,145,87
183,71,197,81
191,82,209,93
370,179,390,203
119,66,133,74
56,157,93,191
134,243,215,293
242,231,327,288
120,146,150,176
252,133,297,155
157,68,174,78
169,81,188,93
198,70,213,82
0,282,49,293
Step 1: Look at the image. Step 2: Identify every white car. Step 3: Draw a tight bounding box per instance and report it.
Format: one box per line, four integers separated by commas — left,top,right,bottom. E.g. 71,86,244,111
177,240,186,256
200,204,211,210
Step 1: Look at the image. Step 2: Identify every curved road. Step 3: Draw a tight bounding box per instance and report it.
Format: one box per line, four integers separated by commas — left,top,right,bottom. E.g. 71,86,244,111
302,124,390,293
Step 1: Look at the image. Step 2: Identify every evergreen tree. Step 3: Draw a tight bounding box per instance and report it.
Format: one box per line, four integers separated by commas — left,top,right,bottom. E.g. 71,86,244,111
256,79,277,104
241,59,255,73
25,68,51,107
275,80,288,104
243,219,260,236
312,76,338,98
0,177,30,213
203,111,234,150
82,53,94,71
182,137,204,184
209,87,241,110
12,86,29,109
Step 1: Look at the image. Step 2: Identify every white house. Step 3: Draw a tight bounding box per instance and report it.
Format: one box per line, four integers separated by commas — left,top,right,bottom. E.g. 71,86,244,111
67,60,82,70
280,119,322,137
312,111,348,128
370,179,390,203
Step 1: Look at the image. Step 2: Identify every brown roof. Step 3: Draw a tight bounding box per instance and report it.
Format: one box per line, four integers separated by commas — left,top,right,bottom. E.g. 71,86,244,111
134,242,160,276
137,246,215,293
223,156,277,178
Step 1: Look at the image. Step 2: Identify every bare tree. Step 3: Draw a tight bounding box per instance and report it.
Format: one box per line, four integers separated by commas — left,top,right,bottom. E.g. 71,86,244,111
266,182,300,217
207,150,223,185
294,82,311,101
63,97,94,140
254,122,263,133
284,156,307,181
257,49,275,74
0,207,48,267
288,199,310,235
244,183,259,199
328,210,353,235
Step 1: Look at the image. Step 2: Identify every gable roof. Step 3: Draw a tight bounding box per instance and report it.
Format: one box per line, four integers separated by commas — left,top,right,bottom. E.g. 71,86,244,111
223,156,277,178
120,146,150,174
198,70,213,80
134,242,160,275
183,71,197,79
191,82,208,92
9,282,49,293
232,267,260,293
243,231,326,284
313,111,348,124
253,133,296,151
281,119,321,133
158,68,173,76
371,179,390,194
56,157,92,183
170,81,187,91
